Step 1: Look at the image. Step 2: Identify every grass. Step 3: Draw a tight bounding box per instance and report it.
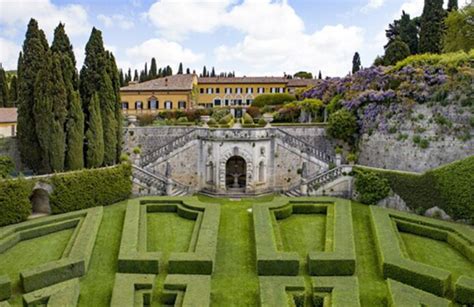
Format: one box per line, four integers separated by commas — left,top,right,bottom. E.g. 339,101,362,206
1,196,473,306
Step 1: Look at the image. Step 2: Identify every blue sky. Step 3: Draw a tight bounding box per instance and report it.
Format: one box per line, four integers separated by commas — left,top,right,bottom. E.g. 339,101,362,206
0,0,461,77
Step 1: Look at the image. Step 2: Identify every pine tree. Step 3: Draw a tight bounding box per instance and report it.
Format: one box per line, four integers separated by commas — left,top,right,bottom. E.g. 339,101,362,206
8,75,17,106
384,38,410,65
318,71,322,79
352,52,361,74
34,52,67,173
186,68,191,74
447,0,458,12
85,93,104,168
51,23,84,171
0,68,8,107
177,62,183,74
386,11,419,54
149,58,157,79
17,19,49,172
211,67,216,77
419,0,445,54
134,69,139,81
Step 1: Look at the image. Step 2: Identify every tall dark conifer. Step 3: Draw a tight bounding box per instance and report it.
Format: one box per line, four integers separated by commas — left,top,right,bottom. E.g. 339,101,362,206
0,68,8,107
318,71,322,79
8,75,17,106
177,62,183,74
85,93,104,168
211,67,216,77
447,0,458,12
134,69,139,81
149,58,157,79
105,52,122,163
186,68,191,74
17,19,49,172
419,0,445,53
352,52,361,74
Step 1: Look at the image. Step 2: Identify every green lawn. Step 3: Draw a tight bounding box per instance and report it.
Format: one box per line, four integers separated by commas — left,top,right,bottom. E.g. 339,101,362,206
1,196,473,306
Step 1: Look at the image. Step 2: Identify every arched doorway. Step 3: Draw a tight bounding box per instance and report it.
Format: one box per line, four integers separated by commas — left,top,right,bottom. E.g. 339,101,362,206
31,188,51,214
225,156,246,190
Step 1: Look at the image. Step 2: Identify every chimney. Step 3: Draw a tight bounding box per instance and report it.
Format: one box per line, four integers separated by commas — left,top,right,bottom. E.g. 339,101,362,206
165,78,168,86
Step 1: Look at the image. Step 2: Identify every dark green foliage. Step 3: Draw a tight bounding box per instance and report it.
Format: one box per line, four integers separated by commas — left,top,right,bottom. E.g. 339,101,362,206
99,71,118,166
447,0,458,12
65,89,84,170
384,38,411,65
355,170,391,204
177,62,183,74
386,11,419,55
110,274,155,306
22,278,80,306
49,163,131,213
352,52,361,74
0,67,8,107
251,93,295,107
8,75,17,106
0,156,14,178
387,279,452,306
419,0,445,54
0,274,10,301
105,53,122,163
0,179,33,226
454,276,474,304
33,52,67,173
311,276,361,306
294,71,313,79
318,71,322,79
149,58,157,79
17,19,49,172
327,109,357,143
85,94,104,168
443,6,474,52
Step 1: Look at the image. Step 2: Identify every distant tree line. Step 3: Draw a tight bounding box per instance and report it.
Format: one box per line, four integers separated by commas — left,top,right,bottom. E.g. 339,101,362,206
13,19,122,174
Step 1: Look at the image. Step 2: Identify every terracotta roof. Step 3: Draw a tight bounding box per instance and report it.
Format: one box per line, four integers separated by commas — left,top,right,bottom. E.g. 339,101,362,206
120,74,195,91
287,79,321,87
0,108,17,123
198,76,289,84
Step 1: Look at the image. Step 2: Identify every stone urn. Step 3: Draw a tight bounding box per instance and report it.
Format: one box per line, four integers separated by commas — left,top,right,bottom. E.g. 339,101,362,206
263,113,274,128
201,115,211,128
128,115,137,128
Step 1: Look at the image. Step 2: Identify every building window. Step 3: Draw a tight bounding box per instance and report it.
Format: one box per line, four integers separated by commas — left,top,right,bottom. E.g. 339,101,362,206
279,88,284,93
11,125,16,136
122,102,129,110
200,88,204,94
206,88,214,94
178,101,186,109
214,99,221,106
259,161,265,182
236,87,242,94
236,99,242,106
246,99,253,105
246,87,254,94
216,88,220,94
148,98,157,110
224,99,230,106
258,87,264,94
225,88,232,94
164,101,172,109
135,101,143,110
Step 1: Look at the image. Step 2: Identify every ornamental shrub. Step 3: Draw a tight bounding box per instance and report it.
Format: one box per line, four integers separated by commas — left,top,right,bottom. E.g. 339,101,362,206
243,112,253,124
137,113,155,126
0,178,34,226
219,114,233,125
252,93,295,107
0,156,14,178
246,106,261,119
327,109,358,143
49,163,132,213
177,117,188,123
354,170,390,204
211,108,230,122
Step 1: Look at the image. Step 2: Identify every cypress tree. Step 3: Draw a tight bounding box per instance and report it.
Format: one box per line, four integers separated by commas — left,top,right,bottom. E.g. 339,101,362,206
202,66,207,78
144,62,148,80
178,62,183,74
98,71,117,165
211,67,216,77
51,23,84,171
318,71,322,79
149,58,157,79
34,52,67,173
0,68,8,107
8,75,17,106
384,38,410,65
399,12,419,54
352,52,361,74
186,68,191,74
419,0,445,54
127,68,132,82
447,0,458,12
17,19,49,172
105,52,122,163
85,93,104,168
134,69,138,81
119,69,124,86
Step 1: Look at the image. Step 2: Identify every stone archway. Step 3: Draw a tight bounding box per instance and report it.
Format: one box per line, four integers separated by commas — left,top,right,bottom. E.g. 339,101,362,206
218,146,254,191
225,156,247,190
30,182,53,215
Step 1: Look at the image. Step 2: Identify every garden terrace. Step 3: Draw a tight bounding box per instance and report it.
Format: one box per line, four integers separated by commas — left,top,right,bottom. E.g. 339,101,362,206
0,196,473,306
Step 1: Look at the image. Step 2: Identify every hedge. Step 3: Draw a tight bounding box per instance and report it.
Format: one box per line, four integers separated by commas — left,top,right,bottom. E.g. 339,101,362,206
252,93,295,107
0,275,10,302
259,276,305,307
50,163,132,213
0,207,103,292
387,279,451,307
311,276,361,307
110,273,155,307
356,155,474,223
118,198,220,275
454,276,474,304
0,178,33,227
370,206,474,296
162,274,211,307
22,278,80,307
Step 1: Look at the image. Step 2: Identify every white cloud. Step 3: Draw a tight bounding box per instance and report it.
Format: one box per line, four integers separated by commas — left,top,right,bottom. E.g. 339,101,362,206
0,0,90,40
125,38,203,70
396,0,424,17
0,37,20,70
361,0,385,12
215,24,364,77
146,0,233,40
97,14,134,30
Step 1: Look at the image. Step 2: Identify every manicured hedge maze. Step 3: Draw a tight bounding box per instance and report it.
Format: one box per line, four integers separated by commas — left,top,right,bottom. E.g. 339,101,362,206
22,278,80,307
118,197,220,275
387,279,451,307
253,197,356,275
370,206,474,304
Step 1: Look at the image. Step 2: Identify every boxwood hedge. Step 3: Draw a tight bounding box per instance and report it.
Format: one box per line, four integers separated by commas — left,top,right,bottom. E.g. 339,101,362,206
0,178,33,227
387,279,451,307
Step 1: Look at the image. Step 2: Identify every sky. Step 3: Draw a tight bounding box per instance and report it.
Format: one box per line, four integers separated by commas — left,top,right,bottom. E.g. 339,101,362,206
0,0,466,78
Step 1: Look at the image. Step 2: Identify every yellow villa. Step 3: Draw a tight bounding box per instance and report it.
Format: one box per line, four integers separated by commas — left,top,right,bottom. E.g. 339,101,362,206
119,74,319,117
0,108,17,138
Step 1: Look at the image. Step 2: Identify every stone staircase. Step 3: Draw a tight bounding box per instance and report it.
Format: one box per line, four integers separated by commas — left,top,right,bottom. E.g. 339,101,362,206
131,165,189,196
285,165,352,197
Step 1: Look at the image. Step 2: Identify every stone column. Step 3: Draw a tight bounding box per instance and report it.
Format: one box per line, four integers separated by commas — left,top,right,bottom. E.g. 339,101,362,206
335,153,342,166
166,179,173,196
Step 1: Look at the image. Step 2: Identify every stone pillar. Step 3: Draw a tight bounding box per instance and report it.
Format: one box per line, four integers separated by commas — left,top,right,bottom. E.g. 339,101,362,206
335,153,342,166
300,179,308,196
166,179,173,196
